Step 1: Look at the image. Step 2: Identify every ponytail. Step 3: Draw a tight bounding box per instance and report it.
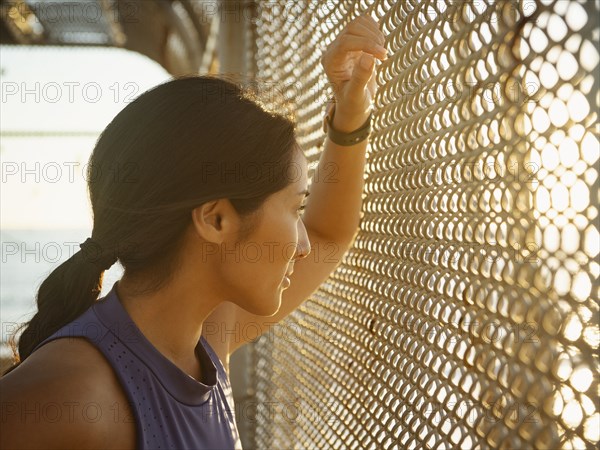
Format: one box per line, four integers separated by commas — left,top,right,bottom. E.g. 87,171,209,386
3,239,117,374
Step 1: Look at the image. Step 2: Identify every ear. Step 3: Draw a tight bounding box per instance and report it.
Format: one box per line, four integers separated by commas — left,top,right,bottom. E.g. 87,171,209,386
190,199,238,244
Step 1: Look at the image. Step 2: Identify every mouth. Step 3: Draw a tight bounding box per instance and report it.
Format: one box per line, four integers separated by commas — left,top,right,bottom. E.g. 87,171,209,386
282,273,292,288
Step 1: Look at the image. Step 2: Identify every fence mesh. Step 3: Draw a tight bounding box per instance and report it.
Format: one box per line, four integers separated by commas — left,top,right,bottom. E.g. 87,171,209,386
245,1,599,448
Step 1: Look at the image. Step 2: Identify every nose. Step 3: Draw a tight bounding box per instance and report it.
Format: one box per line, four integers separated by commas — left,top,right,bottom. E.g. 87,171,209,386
294,219,311,260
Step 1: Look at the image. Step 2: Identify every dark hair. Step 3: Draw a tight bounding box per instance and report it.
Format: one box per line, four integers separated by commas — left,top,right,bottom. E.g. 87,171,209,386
5,75,300,374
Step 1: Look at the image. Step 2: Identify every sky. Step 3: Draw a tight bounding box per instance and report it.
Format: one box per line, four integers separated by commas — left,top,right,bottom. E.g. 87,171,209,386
0,45,173,229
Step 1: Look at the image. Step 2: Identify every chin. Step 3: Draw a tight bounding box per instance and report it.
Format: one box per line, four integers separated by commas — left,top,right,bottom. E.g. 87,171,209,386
246,293,282,317
231,280,281,315
234,278,287,316
256,301,282,317
256,307,280,317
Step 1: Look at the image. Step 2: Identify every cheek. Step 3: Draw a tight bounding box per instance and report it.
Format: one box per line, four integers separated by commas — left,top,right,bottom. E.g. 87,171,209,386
252,211,299,264
270,215,299,258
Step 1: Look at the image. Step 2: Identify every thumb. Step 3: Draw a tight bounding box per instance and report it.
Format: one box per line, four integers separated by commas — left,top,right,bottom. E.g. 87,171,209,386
345,52,374,99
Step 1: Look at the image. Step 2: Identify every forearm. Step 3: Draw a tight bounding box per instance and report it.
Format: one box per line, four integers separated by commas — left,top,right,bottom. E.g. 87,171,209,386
302,115,369,243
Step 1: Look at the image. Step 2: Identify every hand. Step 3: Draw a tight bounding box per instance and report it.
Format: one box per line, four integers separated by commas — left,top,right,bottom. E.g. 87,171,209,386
320,13,387,132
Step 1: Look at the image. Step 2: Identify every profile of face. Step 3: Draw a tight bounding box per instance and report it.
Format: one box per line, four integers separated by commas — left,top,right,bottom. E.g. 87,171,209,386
190,149,311,317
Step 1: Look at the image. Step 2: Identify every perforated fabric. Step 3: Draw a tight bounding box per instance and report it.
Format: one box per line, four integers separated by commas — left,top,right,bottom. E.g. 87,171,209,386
244,1,599,449
31,281,243,450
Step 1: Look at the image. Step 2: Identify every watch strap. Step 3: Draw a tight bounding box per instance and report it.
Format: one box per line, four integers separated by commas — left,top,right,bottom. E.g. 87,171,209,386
322,101,372,146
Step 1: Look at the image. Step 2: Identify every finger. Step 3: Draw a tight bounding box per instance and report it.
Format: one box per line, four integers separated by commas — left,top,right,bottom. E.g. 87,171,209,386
355,13,384,36
345,32,387,57
345,52,375,100
335,34,387,59
367,63,377,98
349,14,385,43
345,21,385,46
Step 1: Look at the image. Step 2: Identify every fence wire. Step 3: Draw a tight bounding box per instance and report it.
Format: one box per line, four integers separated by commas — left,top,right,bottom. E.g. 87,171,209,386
244,1,599,448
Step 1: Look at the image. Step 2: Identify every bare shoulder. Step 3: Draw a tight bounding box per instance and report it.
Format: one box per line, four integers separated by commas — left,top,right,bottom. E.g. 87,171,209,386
0,337,136,449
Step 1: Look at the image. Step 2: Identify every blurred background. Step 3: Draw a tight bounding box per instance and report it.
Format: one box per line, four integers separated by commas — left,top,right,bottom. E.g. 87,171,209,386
1,0,222,332
0,2,222,338
1,1,599,449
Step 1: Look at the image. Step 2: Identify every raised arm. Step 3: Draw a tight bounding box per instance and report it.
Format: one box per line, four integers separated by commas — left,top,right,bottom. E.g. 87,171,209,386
202,14,387,363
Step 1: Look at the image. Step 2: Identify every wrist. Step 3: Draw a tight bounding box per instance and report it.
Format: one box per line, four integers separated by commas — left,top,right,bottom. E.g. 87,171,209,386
332,110,372,133
323,101,372,146
328,98,373,133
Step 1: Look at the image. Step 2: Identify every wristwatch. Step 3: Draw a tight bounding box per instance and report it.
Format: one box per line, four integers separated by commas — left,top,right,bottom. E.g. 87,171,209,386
322,101,372,146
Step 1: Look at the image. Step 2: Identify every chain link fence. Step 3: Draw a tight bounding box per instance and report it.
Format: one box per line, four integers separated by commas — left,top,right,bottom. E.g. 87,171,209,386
234,0,599,448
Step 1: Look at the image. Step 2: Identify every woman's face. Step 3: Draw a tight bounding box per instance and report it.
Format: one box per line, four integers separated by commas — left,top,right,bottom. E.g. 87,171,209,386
223,149,311,316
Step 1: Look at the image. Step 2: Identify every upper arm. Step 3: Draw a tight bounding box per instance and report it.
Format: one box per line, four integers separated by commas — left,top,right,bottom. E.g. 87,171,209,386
0,338,136,449
203,227,353,359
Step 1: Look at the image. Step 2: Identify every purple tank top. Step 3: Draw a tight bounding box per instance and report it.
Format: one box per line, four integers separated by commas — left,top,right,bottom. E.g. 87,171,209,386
31,281,243,450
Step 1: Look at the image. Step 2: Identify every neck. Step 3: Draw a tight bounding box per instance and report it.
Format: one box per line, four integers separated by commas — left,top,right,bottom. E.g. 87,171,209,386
115,273,221,381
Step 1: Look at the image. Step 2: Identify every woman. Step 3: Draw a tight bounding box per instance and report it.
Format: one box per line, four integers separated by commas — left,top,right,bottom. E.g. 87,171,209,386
0,14,387,449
